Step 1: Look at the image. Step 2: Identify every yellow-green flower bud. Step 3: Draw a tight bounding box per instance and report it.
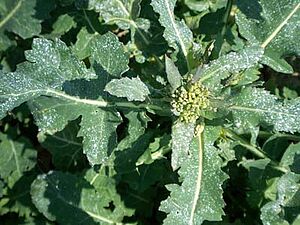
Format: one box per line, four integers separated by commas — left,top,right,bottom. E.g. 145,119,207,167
171,79,211,123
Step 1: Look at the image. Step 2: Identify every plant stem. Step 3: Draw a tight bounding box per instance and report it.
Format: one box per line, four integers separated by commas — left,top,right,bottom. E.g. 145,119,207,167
224,129,288,173
255,131,300,141
225,129,268,159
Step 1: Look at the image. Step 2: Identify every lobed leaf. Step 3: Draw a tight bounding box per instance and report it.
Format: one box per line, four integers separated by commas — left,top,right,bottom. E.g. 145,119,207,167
196,45,264,93
90,32,130,77
236,0,300,73
31,170,133,225
161,126,228,225
171,121,195,170
260,172,300,225
151,0,193,68
229,87,300,133
0,133,36,182
0,0,55,50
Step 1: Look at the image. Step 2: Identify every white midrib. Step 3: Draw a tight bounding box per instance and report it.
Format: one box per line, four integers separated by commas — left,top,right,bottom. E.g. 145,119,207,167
189,131,203,225
230,105,296,117
0,0,23,29
9,140,21,177
164,0,188,57
261,2,300,48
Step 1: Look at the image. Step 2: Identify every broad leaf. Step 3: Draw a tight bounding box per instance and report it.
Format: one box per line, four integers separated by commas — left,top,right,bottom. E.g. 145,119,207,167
0,172,37,217
0,0,55,50
31,170,133,225
260,172,300,225
184,0,226,12
51,14,76,37
72,27,100,60
90,32,129,77
40,120,86,171
105,77,150,101
229,87,300,133
29,97,121,166
76,0,151,46
0,133,36,182
171,121,195,170
0,38,95,119
151,0,193,69
236,0,300,73
0,35,127,166
196,46,264,93
117,111,150,151
280,142,300,173
161,126,228,224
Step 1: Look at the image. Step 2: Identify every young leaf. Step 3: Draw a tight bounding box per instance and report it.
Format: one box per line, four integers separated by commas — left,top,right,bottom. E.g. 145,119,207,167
151,0,193,67
90,32,130,77
105,77,150,101
51,14,76,37
165,56,182,92
236,0,300,73
229,87,300,133
260,172,300,225
161,126,228,224
72,27,100,60
31,171,133,225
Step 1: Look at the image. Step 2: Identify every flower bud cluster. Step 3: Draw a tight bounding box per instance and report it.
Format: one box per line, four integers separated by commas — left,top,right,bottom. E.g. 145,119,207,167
171,81,211,123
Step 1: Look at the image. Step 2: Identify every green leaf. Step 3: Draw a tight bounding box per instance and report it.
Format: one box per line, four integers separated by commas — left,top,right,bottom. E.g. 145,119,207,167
0,133,36,182
260,172,300,225
77,0,144,29
0,172,37,217
165,56,182,92
90,32,129,77
31,170,133,225
72,27,100,60
280,142,300,173
151,0,193,68
171,121,195,170
51,14,76,37
0,0,55,50
78,107,121,165
161,126,228,224
236,0,300,73
0,38,96,119
29,97,121,166
229,87,300,133
117,111,149,151
105,77,150,101
39,120,86,171
197,46,264,93
184,0,226,12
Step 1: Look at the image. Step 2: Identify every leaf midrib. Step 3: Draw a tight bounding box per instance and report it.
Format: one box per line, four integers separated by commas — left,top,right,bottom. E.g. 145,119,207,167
189,131,203,225
0,0,23,29
261,2,300,48
164,0,188,57
230,105,296,117
9,140,21,177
